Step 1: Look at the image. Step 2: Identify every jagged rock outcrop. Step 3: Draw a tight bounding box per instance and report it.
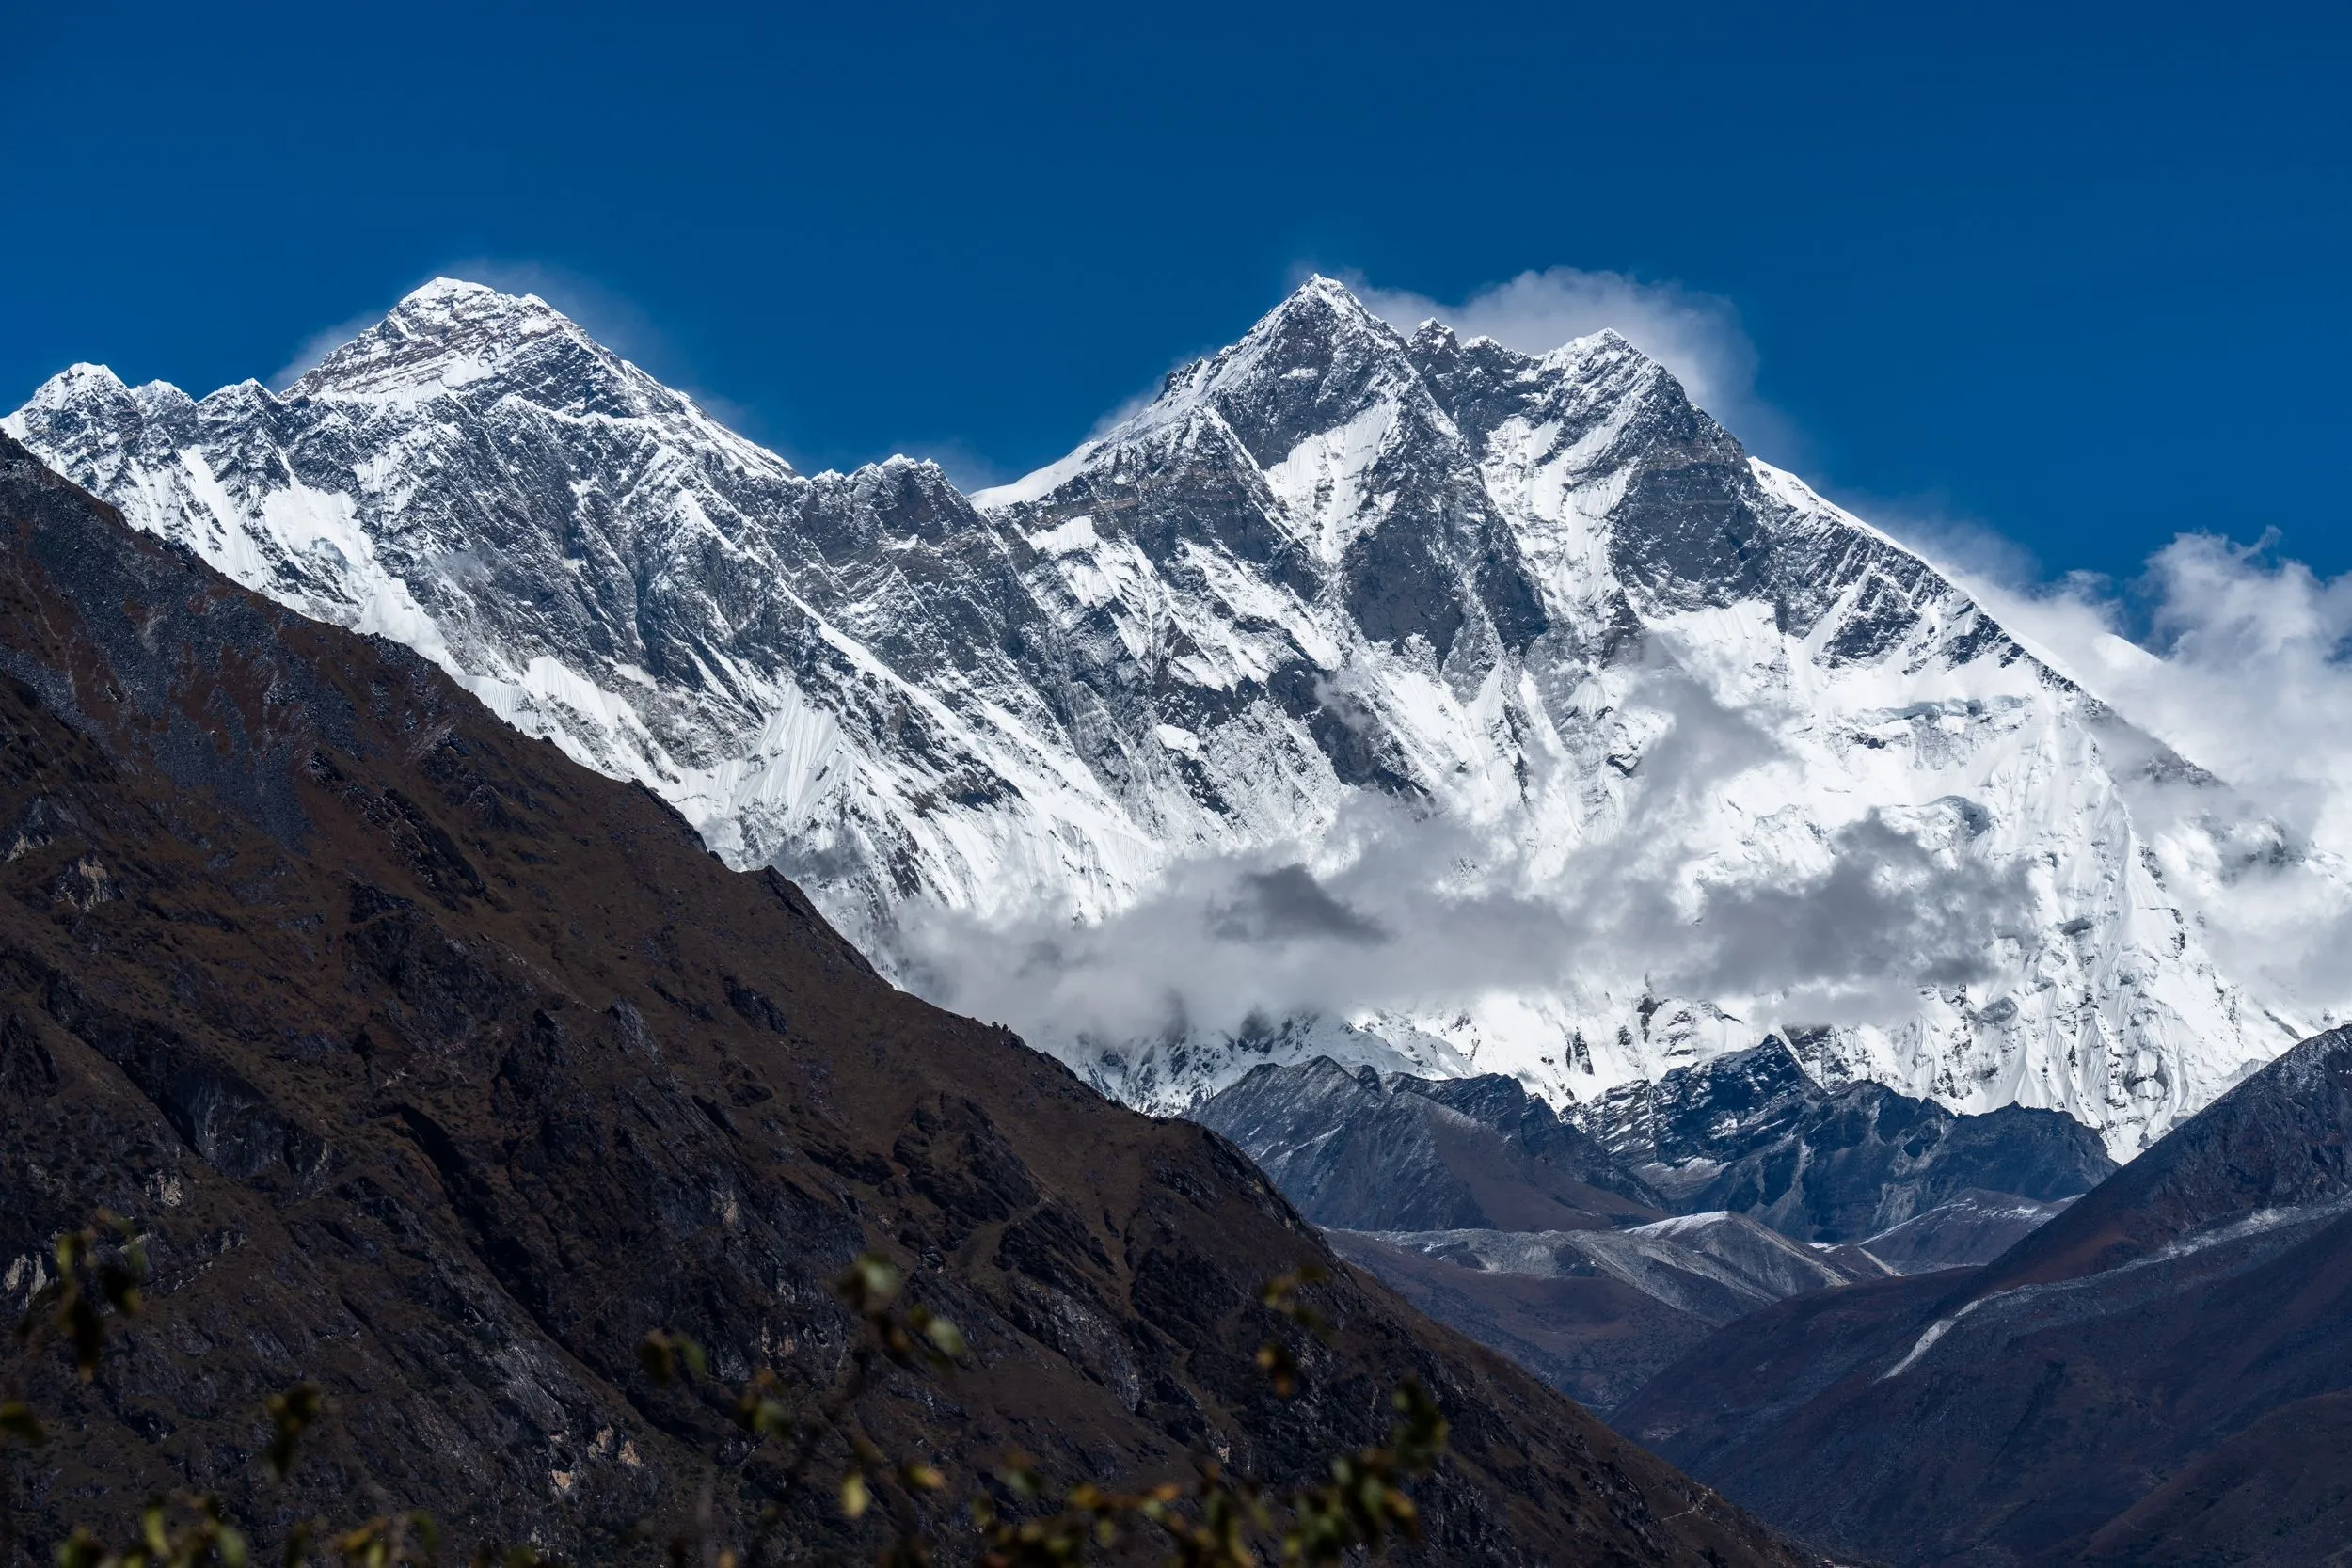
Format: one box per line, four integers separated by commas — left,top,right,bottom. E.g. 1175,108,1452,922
1574,1037,2118,1240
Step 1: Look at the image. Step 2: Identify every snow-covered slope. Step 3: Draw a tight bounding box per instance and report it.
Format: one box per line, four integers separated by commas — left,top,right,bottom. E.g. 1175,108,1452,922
8,276,2327,1153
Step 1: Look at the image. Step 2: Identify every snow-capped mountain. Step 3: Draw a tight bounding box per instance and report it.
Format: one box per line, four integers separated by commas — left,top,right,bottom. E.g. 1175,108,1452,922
6,276,2322,1153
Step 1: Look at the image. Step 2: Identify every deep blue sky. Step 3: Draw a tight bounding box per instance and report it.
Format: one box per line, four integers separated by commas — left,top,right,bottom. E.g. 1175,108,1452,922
7,0,2345,584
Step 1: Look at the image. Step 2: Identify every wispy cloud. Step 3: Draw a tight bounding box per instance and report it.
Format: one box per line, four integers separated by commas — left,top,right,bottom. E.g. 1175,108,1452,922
880,436,1018,491
268,310,389,391
1934,532,2352,1019
1349,266,1800,460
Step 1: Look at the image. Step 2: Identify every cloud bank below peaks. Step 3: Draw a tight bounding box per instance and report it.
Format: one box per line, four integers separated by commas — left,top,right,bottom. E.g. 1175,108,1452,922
1351,266,1798,459
896,665,2028,1064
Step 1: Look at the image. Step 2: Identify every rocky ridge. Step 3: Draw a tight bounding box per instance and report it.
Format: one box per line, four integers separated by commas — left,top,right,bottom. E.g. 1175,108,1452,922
1614,1022,2352,1566
1572,1036,2118,1241
1192,1052,2104,1407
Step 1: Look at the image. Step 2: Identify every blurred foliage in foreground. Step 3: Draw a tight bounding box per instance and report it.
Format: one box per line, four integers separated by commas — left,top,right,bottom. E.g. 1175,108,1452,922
3,1214,1445,1567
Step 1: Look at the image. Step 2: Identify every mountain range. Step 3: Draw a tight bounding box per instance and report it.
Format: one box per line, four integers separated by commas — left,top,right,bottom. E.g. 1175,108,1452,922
1191,1048,2115,1409
0,430,1807,1564
1615,1022,2352,1565
8,276,2334,1155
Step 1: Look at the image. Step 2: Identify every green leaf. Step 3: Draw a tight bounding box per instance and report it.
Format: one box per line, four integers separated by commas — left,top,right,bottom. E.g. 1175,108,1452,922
919,1313,966,1360
636,1330,704,1386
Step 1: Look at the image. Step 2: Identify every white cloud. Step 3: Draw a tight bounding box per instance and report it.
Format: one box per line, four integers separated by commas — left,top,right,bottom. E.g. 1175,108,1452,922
1351,267,1798,458
1963,535,2352,853
898,664,2030,1054
1948,533,2352,1018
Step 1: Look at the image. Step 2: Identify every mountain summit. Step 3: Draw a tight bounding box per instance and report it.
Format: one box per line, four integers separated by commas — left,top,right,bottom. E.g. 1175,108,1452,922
289,277,658,410
6,277,2324,1152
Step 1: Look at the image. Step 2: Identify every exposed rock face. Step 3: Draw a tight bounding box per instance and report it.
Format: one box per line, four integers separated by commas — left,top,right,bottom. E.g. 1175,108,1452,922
8,278,2326,1155
1613,1024,2352,1567
1191,1058,1661,1233
0,435,1810,1567
1574,1037,2119,1241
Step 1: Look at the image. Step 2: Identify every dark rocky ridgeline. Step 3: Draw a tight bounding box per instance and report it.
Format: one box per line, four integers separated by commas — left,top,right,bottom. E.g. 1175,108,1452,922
1573,1037,2117,1245
1192,1050,2113,1410
1613,1024,2352,1567
0,435,1815,1565
1191,1057,1665,1233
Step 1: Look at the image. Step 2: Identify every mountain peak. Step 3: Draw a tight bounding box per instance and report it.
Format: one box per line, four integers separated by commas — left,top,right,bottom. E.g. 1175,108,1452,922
290,277,636,408
388,276,569,327
1293,272,1363,304
1559,325,1635,356
16,362,130,412
1259,273,1389,337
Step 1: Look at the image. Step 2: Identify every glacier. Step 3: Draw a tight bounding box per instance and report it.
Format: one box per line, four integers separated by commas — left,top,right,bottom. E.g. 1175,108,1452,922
8,273,2336,1155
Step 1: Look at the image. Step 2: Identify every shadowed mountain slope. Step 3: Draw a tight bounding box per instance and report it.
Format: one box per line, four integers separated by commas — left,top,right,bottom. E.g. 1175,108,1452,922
1329,1215,1875,1412
1192,1057,1663,1233
1575,1037,2116,1242
1192,1056,1941,1409
0,435,1809,1566
1852,1190,2075,1276
1613,1023,2352,1567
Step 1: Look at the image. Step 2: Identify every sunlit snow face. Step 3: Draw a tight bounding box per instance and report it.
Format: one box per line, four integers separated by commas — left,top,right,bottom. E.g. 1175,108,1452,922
1951,535,2352,1017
